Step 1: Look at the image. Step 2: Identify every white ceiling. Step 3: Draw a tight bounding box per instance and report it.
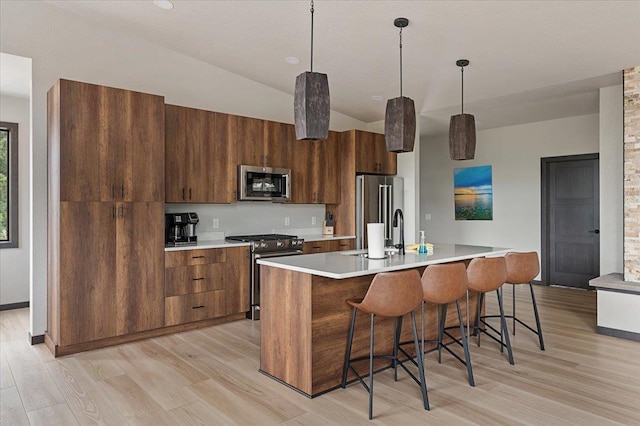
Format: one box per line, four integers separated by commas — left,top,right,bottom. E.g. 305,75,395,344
0,52,31,99
40,1,640,136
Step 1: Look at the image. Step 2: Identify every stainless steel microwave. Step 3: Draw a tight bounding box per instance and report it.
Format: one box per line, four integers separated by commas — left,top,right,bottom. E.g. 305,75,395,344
238,165,291,201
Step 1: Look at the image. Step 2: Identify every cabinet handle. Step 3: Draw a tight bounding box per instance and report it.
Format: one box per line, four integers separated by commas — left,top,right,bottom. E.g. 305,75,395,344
192,255,205,259
192,277,205,281
119,205,124,218
182,188,186,200
189,188,192,200
192,305,205,309
112,205,116,219
120,185,124,199
111,184,115,199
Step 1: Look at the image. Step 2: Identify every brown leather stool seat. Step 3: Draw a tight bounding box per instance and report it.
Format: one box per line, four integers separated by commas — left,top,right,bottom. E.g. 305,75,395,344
467,257,514,365
419,262,475,386
505,251,544,350
341,269,429,419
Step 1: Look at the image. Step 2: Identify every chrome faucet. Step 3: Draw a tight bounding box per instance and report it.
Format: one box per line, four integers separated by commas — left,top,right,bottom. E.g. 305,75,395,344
392,208,405,255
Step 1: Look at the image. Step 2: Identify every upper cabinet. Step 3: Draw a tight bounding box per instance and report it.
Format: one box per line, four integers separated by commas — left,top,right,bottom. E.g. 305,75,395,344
290,129,340,204
236,118,290,168
353,130,397,175
58,80,164,202
165,105,237,203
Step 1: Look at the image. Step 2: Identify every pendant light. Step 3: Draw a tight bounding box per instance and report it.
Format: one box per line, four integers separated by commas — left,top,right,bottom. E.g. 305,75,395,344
449,59,476,160
385,17,416,153
294,0,330,141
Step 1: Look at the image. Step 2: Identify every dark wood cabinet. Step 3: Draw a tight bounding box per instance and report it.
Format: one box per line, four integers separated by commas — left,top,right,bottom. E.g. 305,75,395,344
48,79,165,354
236,115,266,166
165,105,237,203
303,238,354,254
353,130,397,175
164,246,250,326
58,80,164,202
331,238,355,252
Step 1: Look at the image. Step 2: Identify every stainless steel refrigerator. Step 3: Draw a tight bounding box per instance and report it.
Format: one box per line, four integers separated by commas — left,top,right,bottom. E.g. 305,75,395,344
356,175,404,250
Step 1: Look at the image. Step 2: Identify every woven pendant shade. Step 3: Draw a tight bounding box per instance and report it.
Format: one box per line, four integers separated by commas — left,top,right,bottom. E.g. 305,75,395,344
449,113,476,160
294,71,330,140
385,96,416,153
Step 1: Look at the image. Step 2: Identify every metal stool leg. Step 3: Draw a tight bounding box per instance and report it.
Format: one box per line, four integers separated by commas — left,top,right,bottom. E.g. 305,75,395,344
512,284,516,335
437,304,448,364
456,300,475,386
368,313,375,420
341,306,357,388
393,316,404,381
476,292,484,347
496,289,514,365
499,288,504,353
410,311,430,411
529,282,545,350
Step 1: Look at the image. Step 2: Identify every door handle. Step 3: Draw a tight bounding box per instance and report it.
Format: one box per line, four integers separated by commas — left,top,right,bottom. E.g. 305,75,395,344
588,229,600,234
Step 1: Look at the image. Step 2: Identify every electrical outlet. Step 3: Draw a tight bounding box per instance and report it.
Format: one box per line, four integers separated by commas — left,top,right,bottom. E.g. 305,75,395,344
312,216,317,225
285,217,290,226
424,213,432,221
213,218,219,229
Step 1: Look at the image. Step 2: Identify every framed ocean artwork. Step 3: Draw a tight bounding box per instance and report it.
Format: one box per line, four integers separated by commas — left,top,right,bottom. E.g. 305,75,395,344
454,165,493,220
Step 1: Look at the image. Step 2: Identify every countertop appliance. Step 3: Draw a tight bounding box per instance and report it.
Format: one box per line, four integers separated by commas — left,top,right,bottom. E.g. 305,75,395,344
238,165,291,201
225,233,304,320
356,175,404,250
165,212,199,246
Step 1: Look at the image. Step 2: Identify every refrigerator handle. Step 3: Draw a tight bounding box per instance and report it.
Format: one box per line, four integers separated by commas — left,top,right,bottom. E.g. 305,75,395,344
381,184,390,242
387,184,393,245
358,177,365,249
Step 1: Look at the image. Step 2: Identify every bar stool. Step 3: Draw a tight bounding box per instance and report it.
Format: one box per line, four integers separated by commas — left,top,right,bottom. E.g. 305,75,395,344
341,269,429,420
505,251,545,350
419,263,475,386
467,257,514,365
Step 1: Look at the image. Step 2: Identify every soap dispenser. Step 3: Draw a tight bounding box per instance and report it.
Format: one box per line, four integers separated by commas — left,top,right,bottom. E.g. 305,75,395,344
419,230,428,254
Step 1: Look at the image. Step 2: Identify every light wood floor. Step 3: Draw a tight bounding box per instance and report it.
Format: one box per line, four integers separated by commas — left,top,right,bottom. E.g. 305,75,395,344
2,285,639,425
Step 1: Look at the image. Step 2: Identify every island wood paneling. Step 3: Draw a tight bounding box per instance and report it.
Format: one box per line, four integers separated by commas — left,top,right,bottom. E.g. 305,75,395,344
260,265,481,397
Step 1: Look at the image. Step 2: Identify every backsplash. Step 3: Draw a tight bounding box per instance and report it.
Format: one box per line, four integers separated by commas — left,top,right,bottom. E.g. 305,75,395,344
165,203,327,239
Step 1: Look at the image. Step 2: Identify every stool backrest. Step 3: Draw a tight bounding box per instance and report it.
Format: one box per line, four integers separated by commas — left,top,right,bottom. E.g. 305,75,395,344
359,270,423,317
505,252,540,284
421,263,468,304
467,257,507,293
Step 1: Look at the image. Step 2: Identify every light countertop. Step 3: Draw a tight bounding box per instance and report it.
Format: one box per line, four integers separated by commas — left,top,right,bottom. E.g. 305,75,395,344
165,240,251,251
257,243,510,279
300,234,355,242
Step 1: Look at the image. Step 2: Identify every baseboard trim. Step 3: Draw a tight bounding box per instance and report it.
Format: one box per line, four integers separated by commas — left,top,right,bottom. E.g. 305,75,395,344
596,326,640,342
29,333,45,345
0,301,29,311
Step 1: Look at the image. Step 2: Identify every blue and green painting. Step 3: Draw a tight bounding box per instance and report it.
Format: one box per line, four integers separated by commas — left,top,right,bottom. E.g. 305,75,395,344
454,165,493,220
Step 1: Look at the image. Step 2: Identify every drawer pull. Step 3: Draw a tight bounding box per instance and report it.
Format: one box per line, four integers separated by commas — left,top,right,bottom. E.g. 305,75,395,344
192,277,205,281
192,305,205,309
192,255,205,259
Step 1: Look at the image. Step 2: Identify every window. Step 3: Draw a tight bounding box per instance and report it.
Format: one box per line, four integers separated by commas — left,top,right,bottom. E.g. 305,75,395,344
0,121,18,248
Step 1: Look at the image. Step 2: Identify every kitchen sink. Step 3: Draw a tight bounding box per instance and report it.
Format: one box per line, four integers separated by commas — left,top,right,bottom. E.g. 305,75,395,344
341,248,399,258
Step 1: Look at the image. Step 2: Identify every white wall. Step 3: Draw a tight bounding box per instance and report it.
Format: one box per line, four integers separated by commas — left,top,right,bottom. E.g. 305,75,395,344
0,95,30,306
599,85,624,275
420,114,600,265
0,1,367,337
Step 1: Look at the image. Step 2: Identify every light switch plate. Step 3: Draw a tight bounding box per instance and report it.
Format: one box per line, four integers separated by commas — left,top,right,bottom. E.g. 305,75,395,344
213,218,220,229
312,216,317,225
285,217,290,226
424,213,432,221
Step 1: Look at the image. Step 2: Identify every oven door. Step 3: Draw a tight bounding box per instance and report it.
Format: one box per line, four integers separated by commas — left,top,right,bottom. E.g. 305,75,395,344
239,165,291,201
250,250,303,320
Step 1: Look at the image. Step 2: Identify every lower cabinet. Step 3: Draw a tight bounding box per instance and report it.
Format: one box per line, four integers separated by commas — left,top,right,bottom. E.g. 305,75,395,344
303,238,355,254
164,246,250,326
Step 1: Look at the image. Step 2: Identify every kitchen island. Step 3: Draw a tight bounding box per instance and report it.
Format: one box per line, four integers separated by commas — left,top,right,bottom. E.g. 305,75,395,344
257,243,509,397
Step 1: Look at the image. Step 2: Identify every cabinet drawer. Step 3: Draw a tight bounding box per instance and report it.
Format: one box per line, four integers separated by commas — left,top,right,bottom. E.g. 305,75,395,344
165,263,225,296
331,239,355,252
303,240,333,254
165,290,225,326
165,248,226,268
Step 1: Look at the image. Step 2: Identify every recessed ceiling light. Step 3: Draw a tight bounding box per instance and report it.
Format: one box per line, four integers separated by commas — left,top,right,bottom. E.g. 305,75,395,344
285,56,300,65
153,0,174,10
371,95,383,102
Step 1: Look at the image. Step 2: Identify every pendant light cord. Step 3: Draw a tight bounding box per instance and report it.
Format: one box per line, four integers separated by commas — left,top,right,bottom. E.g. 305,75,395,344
460,65,464,115
399,27,403,97
310,0,314,72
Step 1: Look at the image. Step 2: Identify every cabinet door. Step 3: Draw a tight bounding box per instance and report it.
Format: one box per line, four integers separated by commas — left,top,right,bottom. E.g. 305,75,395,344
211,112,238,203
183,107,211,202
313,131,341,204
331,239,355,252
120,91,165,202
59,80,119,202
303,240,333,254
264,120,291,168
59,202,117,346
375,132,397,175
290,125,314,203
355,130,379,174
223,246,250,315
115,202,165,335
165,105,189,202
236,116,264,166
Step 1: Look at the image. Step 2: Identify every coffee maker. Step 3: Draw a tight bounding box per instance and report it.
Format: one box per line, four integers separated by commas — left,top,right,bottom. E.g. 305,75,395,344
165,212,199,246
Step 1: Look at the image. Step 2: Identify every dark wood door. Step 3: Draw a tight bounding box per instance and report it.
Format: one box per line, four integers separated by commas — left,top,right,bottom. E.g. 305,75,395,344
211,112,238,203
289,124,314,203
115,202,165,335
236,116,264,166
263,120,290,168
545,156,600,288
165,104,189,202
314,131,341,204
223,246,251,315
59,202,117,345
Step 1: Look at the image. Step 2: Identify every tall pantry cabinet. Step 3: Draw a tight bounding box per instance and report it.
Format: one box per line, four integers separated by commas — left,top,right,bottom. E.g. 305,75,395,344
47,79,165,355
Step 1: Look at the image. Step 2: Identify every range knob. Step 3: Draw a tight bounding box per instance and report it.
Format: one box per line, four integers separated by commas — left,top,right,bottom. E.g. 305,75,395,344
260,242,268,248
276,241,284,247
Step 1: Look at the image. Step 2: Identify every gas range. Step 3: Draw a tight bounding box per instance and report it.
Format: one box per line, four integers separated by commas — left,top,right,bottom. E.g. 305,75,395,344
226,234,305,255
225,233,305,320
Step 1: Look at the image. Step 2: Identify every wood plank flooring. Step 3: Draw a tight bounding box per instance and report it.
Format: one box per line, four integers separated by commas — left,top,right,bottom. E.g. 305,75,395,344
1,285,639,425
